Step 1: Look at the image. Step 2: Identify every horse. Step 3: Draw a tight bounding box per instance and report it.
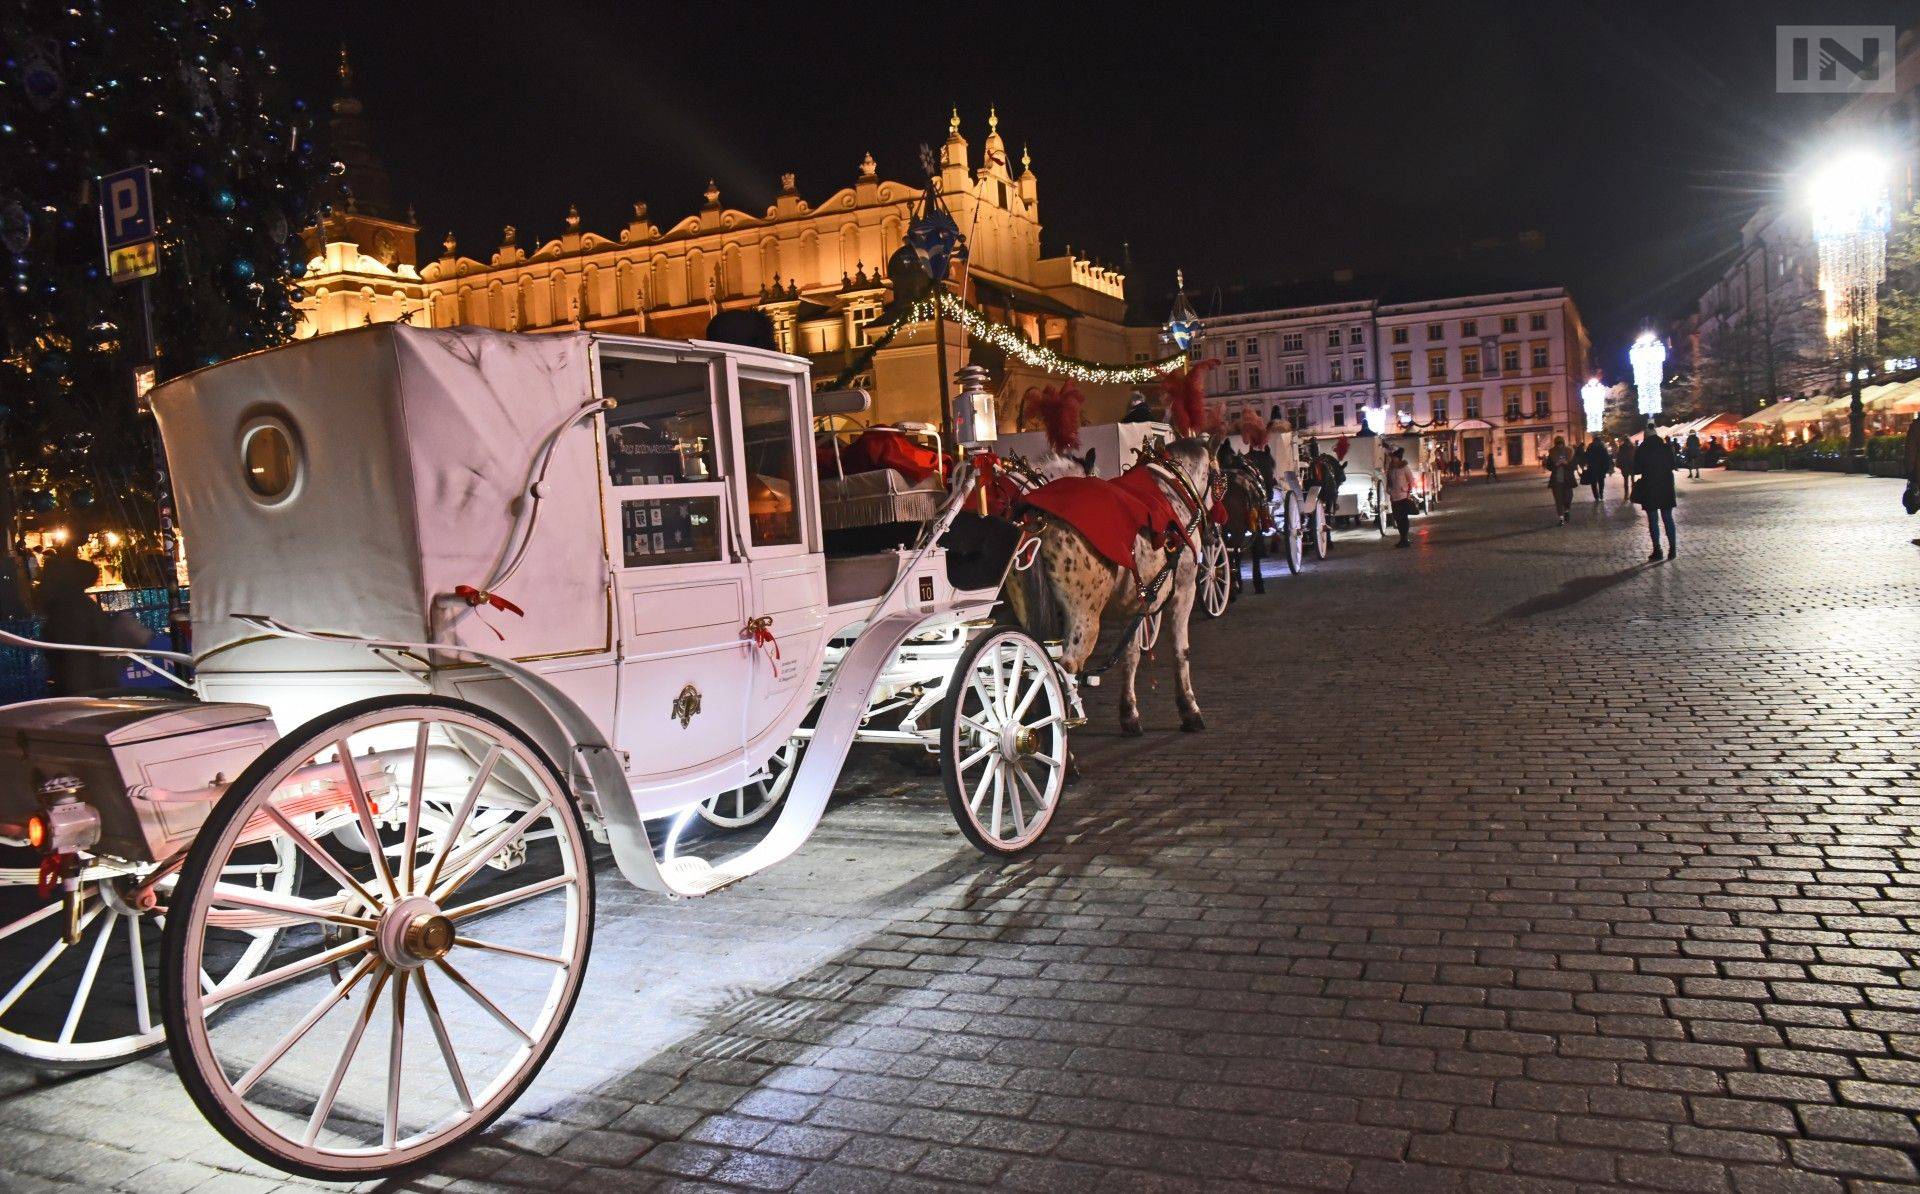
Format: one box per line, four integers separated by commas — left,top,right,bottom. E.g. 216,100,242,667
1219,454,1272,595
1004,438,1218,736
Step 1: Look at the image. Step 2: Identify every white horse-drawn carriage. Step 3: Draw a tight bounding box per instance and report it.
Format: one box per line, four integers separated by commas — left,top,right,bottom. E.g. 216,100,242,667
1333,430,1440,534
1223,426,1330,574
0,325,1073,1178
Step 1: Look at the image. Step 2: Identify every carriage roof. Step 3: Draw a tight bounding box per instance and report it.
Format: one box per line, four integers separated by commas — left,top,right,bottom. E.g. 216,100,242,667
150,324,810,664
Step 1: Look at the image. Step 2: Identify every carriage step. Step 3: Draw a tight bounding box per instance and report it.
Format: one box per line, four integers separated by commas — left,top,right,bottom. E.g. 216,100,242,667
659,855,749,897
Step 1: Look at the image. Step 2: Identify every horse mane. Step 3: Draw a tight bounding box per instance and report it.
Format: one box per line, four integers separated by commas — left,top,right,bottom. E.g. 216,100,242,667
1239,411,1269,448
1160,359,1218,437
1033,382,1084,453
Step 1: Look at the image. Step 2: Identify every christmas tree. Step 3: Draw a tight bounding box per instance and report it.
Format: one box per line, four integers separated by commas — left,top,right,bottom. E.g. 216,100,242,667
0,0,326,582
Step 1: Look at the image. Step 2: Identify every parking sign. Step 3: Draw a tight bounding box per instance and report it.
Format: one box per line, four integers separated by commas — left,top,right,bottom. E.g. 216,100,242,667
98,165,158,283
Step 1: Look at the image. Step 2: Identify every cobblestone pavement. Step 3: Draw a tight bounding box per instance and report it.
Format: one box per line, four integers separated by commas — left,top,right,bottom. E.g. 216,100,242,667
7,468,1920,1193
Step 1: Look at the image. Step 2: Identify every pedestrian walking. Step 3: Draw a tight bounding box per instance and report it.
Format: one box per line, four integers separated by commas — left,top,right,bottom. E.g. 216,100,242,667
1484,452,1498,482
1546,436,1577,524
1633,430,1678,560
1616,435,1637,503
1386,447,1417,548
1684,431,1702,479
33,544,118,694
1580,433,1613,502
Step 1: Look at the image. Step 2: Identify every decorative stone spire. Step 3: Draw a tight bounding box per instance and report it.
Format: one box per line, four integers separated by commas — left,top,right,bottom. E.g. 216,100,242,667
564,203,581,232
780,172,797,194
1021,145,1031,174
941,107,969,172
442,230,456,257
859,151,877,179
982,105,1006,167
502,224,516,247
703,179,720,208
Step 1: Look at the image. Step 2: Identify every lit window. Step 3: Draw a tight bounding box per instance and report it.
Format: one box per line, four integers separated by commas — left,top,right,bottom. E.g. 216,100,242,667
1428,351,1447,380
1464,391,1481,419
1432,397,1449,424
1462,348,1480,375
1282,331,1303,353
1352,357,1366,379
1393,355,1411,382
1502,347,1520,373
1427,323,1443,341
1533,389,1550,417
1329,359,1343,382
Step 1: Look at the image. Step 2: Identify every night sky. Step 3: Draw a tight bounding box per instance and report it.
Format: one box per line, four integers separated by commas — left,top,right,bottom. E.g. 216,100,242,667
266,0,1912,375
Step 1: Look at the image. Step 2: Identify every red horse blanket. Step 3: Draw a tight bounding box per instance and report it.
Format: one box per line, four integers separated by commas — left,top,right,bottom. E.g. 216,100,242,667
1019,466,1193,577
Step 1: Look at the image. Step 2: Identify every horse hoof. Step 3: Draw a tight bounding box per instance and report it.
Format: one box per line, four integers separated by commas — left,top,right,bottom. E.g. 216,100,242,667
1181,714,1206,733
1120,717,1143,737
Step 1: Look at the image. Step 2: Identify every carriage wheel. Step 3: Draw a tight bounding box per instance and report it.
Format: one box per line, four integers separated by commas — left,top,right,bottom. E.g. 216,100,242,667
1132,608,1160,653
162,696,593,1180
941,629,1068,857
1282,493,1304,575
0,839,297,1070
1377,489,1391,537
1199,537,1231,618
1311,507,1331,559
697,737,801,829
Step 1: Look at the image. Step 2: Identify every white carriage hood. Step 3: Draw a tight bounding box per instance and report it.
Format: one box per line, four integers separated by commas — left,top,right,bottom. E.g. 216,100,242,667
152,324,610,665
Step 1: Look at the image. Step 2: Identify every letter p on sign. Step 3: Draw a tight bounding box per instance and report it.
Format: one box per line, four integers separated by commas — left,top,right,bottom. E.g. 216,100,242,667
98,165,155,250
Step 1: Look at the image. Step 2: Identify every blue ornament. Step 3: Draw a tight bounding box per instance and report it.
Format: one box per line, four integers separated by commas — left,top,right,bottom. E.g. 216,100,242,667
289,258,306,278
906,201,967,284
198,353,220,368
213,189,235,212
72,488,93,508
27,491,54,514
231,258,254,281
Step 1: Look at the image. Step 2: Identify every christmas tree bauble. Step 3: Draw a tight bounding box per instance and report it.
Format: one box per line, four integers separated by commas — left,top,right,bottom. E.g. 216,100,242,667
213,189,235,212
72,488,94,508
231,258,254,281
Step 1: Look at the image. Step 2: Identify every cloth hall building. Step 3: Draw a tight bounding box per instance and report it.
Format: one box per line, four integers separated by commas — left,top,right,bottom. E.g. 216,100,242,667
295,61,1158,426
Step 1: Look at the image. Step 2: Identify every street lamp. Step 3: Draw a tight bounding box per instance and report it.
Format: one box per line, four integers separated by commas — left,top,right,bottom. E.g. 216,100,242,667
1809,148,1892,471
1163,269,1200,354
1581,376,1608,436
1629,333,1665,424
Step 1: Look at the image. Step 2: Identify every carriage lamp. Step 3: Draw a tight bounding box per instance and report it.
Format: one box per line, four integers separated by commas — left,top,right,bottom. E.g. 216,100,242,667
27,778,101,854
953,363,997,446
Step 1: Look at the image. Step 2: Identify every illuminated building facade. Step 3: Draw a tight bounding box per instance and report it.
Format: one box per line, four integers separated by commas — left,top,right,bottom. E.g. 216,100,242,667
296,62,1155,425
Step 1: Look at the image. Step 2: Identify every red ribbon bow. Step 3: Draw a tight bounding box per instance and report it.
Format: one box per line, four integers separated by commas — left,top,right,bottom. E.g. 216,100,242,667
453,585,525,640
740,615,780,675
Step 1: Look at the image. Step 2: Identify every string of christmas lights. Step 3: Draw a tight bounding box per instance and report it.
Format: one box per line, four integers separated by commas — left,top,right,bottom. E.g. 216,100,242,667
930,292,1188,384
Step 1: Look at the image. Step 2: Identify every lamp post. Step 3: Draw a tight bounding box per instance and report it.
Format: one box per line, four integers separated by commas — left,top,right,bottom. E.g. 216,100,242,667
1581,376,1608,438
1629,332,1666,430
1809,149,1892,472
1163,268,1201,357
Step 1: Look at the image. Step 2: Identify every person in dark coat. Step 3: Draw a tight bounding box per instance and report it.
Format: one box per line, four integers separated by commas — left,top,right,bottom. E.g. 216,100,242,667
1684,431,1702,479
1580,433,1613,502
1545,437,1577,524
1616,435,1637,500
1634,432,1679,560
34,545,118,694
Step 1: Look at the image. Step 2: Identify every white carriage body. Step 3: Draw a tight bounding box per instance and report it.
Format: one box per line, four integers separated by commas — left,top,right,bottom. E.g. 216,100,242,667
151,324,1000,826
995,421,1172,480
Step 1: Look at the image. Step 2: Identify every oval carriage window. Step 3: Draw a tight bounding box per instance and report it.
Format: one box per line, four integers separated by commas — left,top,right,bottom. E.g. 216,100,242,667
239,419,299,504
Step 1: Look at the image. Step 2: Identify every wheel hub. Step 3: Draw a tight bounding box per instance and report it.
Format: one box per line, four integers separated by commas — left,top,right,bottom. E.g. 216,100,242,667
377,895,454,969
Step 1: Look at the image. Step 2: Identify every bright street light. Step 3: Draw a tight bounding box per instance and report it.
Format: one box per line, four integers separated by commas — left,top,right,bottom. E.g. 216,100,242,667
1628,333,1665,419
1581,377,1608,434
1809,146,1893,469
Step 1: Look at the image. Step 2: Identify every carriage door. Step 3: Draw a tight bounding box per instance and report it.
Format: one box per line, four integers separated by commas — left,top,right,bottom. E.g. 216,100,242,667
599,346,757,784
731,361,827,752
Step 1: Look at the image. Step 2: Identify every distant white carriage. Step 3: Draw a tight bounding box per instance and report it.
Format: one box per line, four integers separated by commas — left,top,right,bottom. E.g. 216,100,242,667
1334,431,1442,534
0,325,1074,1178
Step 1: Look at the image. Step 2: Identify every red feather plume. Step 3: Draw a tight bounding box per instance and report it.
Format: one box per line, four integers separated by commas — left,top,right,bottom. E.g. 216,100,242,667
1238,410,1269,448
1033,382,1084,453
1160,359,1218,437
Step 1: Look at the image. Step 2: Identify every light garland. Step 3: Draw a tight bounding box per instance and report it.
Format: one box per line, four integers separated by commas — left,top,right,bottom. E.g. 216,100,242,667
932,292,1188,384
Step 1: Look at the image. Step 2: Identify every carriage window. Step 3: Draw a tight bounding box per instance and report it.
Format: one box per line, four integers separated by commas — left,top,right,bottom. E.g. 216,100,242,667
620,497,721,567
240,418,299,505
739,377,802,546
601,359,718,485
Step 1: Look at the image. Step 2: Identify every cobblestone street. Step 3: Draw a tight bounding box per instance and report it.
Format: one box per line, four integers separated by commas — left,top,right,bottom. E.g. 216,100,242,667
8,468,1920,1193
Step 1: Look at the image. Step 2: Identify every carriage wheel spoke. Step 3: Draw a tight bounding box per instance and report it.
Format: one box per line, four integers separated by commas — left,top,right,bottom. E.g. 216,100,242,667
444,872,574,924
416,970,474,1112
959,713,997,739
402,721,432,892
301,965,391,1147
435,958,532,1045
337,738,398,902
128,911,152,1036
431,797,554,905
0,904,96,1019
0,898,63,944
455,936,571,967
58,908,117,1044
423,746,501,894
384,970,409,1150
206,936,375,1012
1007,768,1028,837
966,752,996,814
233,954,379,1096
957,740,995,773
209,884,376,932
1014,760,1053,814
262,804,381,911
1010,665,1045,721
989,765,1005,839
